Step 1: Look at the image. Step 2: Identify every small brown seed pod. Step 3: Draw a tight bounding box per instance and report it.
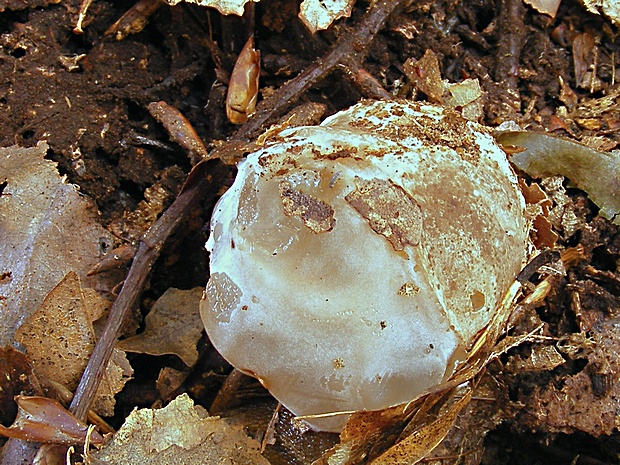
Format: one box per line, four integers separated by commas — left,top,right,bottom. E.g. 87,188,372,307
226,36,260,125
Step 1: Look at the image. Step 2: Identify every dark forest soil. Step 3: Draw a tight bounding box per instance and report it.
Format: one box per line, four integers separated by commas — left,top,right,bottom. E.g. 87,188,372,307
1,0,620,463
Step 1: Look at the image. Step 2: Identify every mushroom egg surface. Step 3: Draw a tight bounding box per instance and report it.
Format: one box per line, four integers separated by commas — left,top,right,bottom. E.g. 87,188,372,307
201,100,529,432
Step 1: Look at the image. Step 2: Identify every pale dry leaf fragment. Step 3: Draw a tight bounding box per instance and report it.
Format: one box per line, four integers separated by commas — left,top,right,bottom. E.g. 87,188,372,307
15,272,97,393
580,0,620,24
496,131,620,225
163,0,257,15
15,272,132,417
523,0,561,18
117,287,204,367
91,393,271,465
0,142,114,346
505,344,566,372
445,78,484,121
109,182,170,242
299,0,356,33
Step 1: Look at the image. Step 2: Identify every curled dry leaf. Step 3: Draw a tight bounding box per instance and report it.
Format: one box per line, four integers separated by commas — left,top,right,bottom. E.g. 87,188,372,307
0,142,115,346
372,388,473,464
148,101,209,163
226,36,260,125
90,393,271,465
0,396,103,445
117,287,204,367
497,131,620,225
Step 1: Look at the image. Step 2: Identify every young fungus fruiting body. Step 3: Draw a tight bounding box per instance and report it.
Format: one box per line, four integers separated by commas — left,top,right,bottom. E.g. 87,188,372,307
201,100,529,432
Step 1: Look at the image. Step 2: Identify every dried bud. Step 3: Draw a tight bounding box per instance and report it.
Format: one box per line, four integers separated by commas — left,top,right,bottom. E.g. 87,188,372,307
226,36,260,125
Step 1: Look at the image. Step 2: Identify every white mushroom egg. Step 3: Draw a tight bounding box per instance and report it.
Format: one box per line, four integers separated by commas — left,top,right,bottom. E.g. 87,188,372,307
201,100,529,432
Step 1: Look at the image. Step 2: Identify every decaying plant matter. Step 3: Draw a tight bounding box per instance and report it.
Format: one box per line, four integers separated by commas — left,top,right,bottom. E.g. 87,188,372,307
1,0,620,463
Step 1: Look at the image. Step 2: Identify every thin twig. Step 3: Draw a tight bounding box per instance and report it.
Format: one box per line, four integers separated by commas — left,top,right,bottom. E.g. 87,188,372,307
234,0,405,141
493,0,526,120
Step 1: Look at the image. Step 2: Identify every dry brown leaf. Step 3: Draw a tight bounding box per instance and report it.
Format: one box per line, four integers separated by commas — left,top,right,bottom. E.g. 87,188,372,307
0,142,114,346
572,32,603,91
156,367,190,402
403,50,446,104
117,287,204,367
15,272,132,416
403,50,483,120
497,131,620,226
371,388,473,464
15,272,97,393
90,393,271,465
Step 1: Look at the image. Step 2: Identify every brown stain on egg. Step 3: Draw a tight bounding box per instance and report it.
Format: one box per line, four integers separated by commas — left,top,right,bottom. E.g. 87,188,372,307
279,180,335,233
345,177,422,251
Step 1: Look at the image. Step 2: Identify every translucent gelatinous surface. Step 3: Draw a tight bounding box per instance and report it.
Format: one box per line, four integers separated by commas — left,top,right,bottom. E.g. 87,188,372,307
201,101,529,431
